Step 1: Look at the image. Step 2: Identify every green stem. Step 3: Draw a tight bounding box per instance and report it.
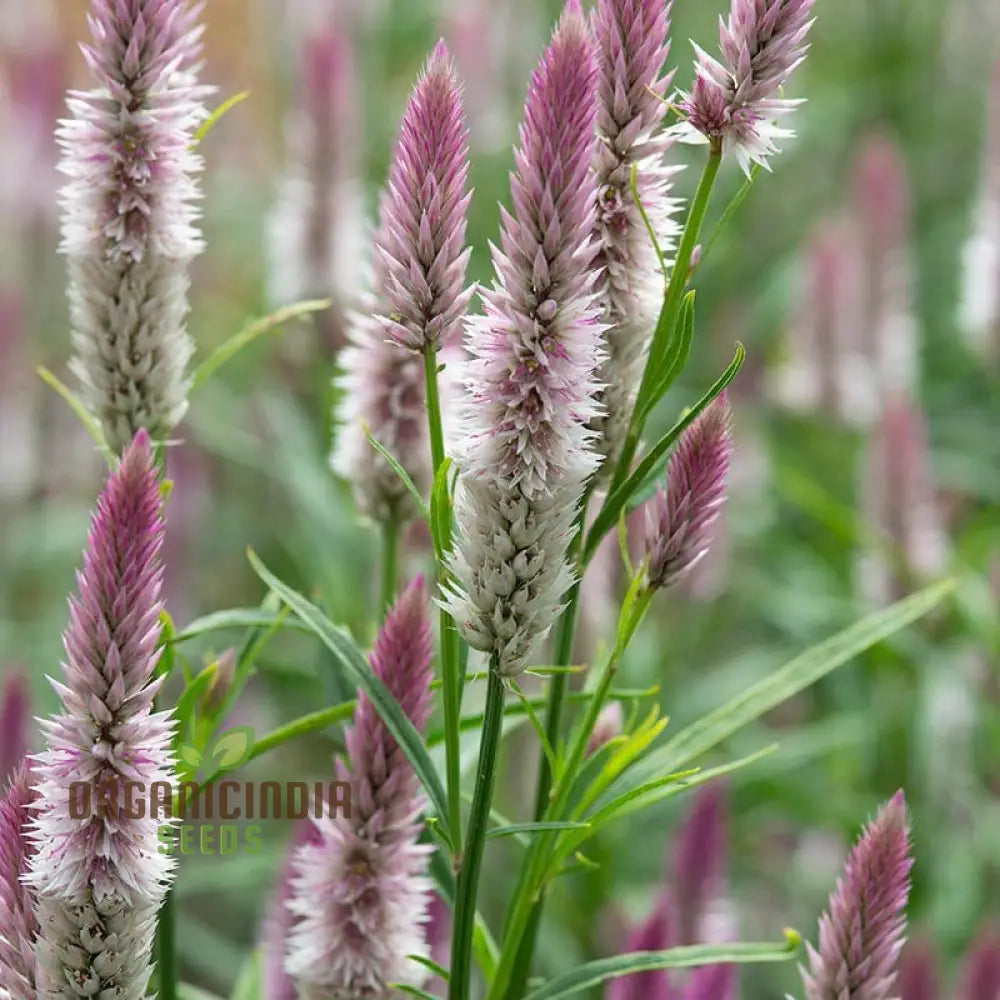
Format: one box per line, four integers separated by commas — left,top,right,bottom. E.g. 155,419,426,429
449,666,506,1000
424,345,447,475
489,590,653,1000
502,497,589,996
380,518,400,613
423,343,464,849
157,889,177,1000
608,148,723,498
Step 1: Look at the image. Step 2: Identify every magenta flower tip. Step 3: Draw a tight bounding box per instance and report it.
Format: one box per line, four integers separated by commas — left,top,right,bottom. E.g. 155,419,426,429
801,792,913,1000
373,41,473,353
644,394,733,590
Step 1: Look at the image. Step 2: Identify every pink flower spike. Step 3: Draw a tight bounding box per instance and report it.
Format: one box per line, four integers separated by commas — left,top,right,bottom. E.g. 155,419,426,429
671,781,727,946
26,430,177,1000
957,924,1000,1000
333,42,471,524
590,0,683,473
0,766,38,1000
61,0,211,452
682,964,735,1000
676,0,816,172
445,0,605,675
456,0,604,497
285,578,435,998
375,41,474,352
0,672,30,785
267,21,364,351
801,791,913,1000
897,936,940,1000
608,892,674,1000
644,395,733,591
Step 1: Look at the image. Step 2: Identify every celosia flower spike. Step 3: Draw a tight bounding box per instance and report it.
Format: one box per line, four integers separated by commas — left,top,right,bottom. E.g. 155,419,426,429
27,429,177,1000
445,0,604,675
590,0,682,473
267,22,365,352
682,965,735,1000
671,781,727,946
608,892,674,1000
801,791,912,1000
644,394,733,591
61,0,210,452
0,673,30,785
676,0,816,173
957,925,1000,1000
285,578,435,999
376,41,474,352
0,767,38,1000
456,0,604,496
897,938,940,1000
333,42,471,524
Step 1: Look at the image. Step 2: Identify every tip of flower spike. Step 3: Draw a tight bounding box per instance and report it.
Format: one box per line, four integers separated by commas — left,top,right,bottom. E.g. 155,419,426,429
431,38,451,63
393,575,428,619
559,0,588,31
126,426,153,458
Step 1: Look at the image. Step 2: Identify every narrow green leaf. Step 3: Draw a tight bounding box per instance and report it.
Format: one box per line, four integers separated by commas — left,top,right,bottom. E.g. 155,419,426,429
171,608,311,644
430,457,454,558
521,936,800,1000
392,985,441,1000
156,612,177,679
584,345,745,562
408,954,451,982
635,290,696,426
193,90,250,145
486,822,590,841
509,680,558,777
248,550,453,848
629,162,668,282
246,701,356,763
37,366,115,466
174,667,217,740
228,948,262,1000
701,164,761,263
365,427,431,522
584,748,775,835
613,579,956,797
191,300,331,391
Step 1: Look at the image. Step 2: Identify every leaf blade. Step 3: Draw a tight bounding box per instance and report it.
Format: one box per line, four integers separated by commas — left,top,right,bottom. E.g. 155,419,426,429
248,550,453,848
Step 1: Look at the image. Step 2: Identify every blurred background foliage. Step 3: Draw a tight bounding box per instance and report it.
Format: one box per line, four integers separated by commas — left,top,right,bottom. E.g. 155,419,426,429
1,0,998,996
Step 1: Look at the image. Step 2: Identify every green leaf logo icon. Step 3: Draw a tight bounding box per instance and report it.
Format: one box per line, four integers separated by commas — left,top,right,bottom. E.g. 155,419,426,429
207,727,255,773
178,744,203,771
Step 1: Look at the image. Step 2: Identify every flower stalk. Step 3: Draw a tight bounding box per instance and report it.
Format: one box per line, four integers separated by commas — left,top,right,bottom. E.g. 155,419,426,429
449,665,506,1000
607,148,722,500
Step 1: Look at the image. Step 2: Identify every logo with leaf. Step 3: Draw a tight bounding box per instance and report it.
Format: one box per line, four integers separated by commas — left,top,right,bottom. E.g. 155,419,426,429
178,726,255,781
